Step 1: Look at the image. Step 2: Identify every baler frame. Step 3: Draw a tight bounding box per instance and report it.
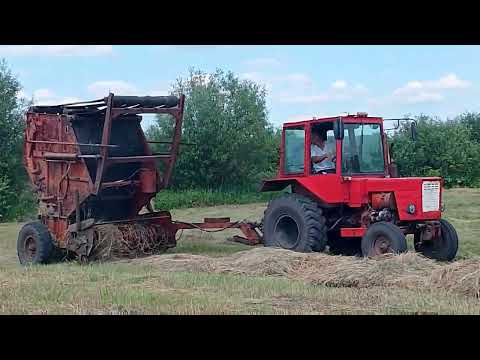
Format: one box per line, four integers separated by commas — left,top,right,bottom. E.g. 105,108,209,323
21,93,262,264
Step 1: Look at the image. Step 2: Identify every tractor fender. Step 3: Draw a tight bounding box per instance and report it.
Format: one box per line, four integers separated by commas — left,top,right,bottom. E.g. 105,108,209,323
259,179,336,209
259,179,296,192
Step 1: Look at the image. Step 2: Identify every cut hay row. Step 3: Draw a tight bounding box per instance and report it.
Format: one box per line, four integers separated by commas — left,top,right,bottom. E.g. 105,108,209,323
122,247,480,299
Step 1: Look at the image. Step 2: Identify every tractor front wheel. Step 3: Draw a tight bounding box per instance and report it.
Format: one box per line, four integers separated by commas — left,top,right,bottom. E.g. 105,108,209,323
263,194,327,253
17,221,55,265
414,219,458,261
361,222,407,258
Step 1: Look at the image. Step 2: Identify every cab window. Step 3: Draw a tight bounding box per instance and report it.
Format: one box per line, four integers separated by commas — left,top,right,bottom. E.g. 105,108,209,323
342,123,384,174
284,127,305,174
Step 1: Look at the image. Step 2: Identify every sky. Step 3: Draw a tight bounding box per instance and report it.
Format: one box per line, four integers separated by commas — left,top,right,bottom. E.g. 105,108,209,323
1,45,479,129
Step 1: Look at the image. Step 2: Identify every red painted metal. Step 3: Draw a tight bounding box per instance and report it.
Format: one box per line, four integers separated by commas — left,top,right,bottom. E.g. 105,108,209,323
261,114,445,236
340,228,367,238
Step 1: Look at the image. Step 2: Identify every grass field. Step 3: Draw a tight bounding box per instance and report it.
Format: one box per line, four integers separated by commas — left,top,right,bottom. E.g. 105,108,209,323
0,188,479,315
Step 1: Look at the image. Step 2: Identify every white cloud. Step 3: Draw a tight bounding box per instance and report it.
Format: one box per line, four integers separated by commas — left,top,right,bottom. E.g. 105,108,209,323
149,90,170,96
369,73,471,107
332,80,347,89
285,114,331,122
278,80,367,104
28,88,81,105
87,80,138,97
393,73,470,96
0,45,113,57
244,57,281,68
239,72,314,93
240,71,368,105
279,93,331,104
239,72,274,91
34,88,55,99
403,92,444,104
391,73,470,104
283,73,313,88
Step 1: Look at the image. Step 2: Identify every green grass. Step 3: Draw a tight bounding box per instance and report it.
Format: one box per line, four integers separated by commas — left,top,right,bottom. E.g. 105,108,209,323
441,188,480,259
0,188,479,314
154,188,282,210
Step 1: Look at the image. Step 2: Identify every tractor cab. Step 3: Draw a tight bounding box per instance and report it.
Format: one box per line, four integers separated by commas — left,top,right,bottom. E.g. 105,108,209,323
280,113,387,179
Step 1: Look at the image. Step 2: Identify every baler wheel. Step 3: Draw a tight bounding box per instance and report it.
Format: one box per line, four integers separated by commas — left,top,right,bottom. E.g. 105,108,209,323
361,222,407,258
414,219,458,261
263,194,327,253
17,221,55,265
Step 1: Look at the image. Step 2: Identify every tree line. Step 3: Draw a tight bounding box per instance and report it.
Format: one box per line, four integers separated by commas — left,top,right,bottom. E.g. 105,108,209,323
0,61,479,221
390,113,480,188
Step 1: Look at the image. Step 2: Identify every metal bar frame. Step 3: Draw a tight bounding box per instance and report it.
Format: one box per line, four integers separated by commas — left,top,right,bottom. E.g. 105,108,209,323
93,93,185,194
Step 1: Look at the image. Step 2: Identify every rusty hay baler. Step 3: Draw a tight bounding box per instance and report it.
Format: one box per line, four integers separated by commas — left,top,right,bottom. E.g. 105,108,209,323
18,94,261,265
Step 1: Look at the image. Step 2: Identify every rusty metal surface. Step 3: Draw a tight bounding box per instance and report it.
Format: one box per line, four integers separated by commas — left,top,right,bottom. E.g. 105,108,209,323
24,93,186,250
23,92,264,261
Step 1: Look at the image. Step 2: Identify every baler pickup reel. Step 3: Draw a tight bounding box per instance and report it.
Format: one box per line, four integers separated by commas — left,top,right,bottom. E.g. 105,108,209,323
21,93,261,264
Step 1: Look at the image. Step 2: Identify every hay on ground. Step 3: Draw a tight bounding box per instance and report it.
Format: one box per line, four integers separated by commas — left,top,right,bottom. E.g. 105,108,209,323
124,247,480,299
90,223,171,261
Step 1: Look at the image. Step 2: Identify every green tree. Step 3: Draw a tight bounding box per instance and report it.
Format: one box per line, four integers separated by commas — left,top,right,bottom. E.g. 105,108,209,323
0,59,34,220
390,115,480,187
146,68,280,190
457,112,480,144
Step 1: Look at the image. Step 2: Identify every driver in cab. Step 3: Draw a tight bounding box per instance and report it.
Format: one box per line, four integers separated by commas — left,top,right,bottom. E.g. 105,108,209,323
311,129,335,174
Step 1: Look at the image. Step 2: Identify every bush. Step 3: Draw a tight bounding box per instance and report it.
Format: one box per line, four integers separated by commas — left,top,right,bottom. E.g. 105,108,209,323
154,188,283,210
0,59,36,221
391,115,480,188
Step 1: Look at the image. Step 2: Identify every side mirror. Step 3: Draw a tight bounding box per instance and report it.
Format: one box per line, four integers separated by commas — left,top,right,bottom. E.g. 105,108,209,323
333,117,344,140
411,122,418,141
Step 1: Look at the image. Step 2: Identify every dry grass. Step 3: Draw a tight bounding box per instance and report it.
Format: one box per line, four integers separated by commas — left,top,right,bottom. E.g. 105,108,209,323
126,247,480,299
0,188,479,314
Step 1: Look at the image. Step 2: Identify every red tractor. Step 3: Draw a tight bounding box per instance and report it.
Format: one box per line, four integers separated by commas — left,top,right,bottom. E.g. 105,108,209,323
259,113,458,261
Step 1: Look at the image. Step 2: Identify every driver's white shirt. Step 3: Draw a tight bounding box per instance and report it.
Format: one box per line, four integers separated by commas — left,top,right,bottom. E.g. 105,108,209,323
311,144,335,172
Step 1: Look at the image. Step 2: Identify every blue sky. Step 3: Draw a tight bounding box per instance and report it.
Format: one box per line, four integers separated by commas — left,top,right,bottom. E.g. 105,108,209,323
2,45,479,129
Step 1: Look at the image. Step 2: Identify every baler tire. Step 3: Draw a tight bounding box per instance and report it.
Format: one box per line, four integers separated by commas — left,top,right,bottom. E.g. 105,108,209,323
17,221,54,265
361,222,407,258
263,194,327,253
414,219,458,261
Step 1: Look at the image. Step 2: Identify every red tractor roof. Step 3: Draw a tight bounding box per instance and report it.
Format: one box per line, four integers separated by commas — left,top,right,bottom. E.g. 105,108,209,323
284,113,383,127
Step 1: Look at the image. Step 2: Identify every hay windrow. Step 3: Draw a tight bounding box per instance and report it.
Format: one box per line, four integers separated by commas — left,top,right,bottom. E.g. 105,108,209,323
89,224,172,261
122,247,480,299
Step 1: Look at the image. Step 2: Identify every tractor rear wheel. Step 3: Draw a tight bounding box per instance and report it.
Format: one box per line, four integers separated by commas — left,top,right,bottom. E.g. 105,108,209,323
361,222,407,258
414,219,458,261
17,221,55,265
263,194,327,252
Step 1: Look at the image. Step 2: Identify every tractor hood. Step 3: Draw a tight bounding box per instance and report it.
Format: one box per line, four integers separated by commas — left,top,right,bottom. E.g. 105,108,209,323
261,175,443,222
303,176,443,221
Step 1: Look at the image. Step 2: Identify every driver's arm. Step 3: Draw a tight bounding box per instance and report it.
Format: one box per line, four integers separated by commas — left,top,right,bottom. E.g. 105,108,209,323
312,155,329,163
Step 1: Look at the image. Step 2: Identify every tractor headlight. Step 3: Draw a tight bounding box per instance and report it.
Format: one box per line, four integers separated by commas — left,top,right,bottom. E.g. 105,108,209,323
407,204,416,214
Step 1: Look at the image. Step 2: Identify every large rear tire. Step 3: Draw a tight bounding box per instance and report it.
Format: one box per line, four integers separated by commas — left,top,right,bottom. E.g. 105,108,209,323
414,219,458,261
361,222,407,258
17,221,55,265
263,194,327,253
